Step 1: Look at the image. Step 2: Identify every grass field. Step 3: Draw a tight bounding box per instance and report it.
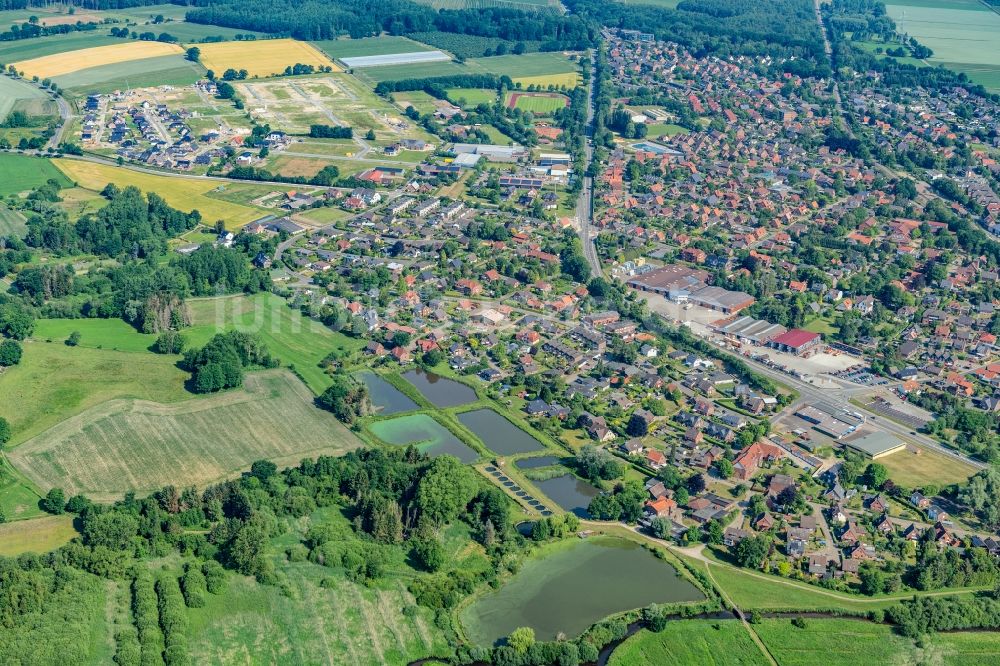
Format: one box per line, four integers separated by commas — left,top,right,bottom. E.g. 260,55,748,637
0,203,28,237
622,0,682,6
609,622,767,666
55,55,204,96
0,76,50,123
33,318,159,353
930,630,1000,665
0,154,73,196
0,515,79,556
13,40,184,79
879,445,976,487
53,159,264,229
754,618,916,666
0,458,44,520
506,91,567,114
313,36,435,60
0,339,190,447
446,87,497,107
185,292,366,394
355,51,579,86
9,370,361,500
197,38,339,78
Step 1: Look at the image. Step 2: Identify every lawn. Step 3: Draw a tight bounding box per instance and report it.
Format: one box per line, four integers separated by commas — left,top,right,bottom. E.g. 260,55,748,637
8,370,362,501
803,314,838,336
753,618,917,666
13,40,184,79
645,123,690,137
0,339,190,447
196,38,339,78
0,514,79,556
32,318,159,353
447,87,497,108
53,159,264,229
608,622,768,666
185,292,366,394
313,36,435,60
879,445,976,487
0,154,72,196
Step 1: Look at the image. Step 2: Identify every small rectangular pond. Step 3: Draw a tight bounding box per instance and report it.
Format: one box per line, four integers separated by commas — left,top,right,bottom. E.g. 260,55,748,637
533,474,600,518
402,368,478,408
461,536,704,645
514,455,563,470
355,371,418,415
457,408,546,457
367,414,479,463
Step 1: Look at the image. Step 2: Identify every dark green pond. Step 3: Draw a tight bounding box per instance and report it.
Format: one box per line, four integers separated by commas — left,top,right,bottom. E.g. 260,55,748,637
403,368,478,407
534,474,600,518
515,456,563,469
367,414,479,463
355,371,418,415
461,537,704,645
458,409,546,456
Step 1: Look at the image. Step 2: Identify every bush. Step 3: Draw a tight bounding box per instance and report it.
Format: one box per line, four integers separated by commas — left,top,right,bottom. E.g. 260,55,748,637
113,627,141,666
0,339,22,366
180,564,207,608
202,560,227,594
156,576,189,665
131,572,163,666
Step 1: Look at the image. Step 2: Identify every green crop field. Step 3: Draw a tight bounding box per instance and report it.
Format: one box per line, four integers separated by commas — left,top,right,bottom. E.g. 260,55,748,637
609,622,767,666
0,31,118,64
355,51,579,85
185,292,366,394
313,35,435,59
8,370,362,501
0,203,28,238
0,153,72,196
53,54,204,95
0,76,51,123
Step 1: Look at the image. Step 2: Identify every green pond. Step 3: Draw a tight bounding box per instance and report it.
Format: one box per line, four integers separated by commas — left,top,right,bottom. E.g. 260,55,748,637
461,537,703,645
403,368,478,407
355,371,418,415
458,408,546,456
367,414,479,463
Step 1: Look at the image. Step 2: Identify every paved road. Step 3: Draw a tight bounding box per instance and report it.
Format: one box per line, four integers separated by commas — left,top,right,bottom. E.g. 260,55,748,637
46,92,73,150
576,50,602,277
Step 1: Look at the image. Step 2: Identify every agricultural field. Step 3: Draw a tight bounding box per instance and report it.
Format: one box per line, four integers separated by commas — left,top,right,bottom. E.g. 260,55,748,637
410,0,560,8
12,40,184,79
879,445,976,487
185,292,366,394
0,459,44,520
8,370,362,500
407,31,545,59
0,154,72,196
622,0,682,7
354,51,581,87
608,622,767,666
53,159,265,229
0,31,118,64
885,0,1000,90
0,339,190,447
505,91,568,114
196,38,339,78
0,203,28,238
0,515,79,557
312,35,436,60
32,318,159,353
0,76,52,123
55,55,204,97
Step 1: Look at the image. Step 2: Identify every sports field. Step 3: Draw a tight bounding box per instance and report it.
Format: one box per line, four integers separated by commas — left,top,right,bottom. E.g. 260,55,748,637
196,38,339,78
13,40,184,79
506,91,568,114
0,515,79,557
8,370,362,500
446,87,497,107
313,35,435,60
0,154,72,197
53,159,264,229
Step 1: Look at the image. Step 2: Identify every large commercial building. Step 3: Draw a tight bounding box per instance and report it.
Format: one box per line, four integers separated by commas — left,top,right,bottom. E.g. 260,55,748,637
843,431,906,460
769,328,823,356
627,264,755,314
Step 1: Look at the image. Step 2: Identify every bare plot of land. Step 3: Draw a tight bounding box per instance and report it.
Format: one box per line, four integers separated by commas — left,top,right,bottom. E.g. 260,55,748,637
9,370,362,501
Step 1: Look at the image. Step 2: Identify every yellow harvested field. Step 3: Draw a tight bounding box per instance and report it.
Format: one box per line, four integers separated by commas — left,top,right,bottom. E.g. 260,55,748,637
53,159,263,230
514,72,581,88
197,38,339,78
14,41,184,79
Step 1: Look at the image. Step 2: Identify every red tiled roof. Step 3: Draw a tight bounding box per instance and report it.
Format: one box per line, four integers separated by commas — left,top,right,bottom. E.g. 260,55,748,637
771,329,820,348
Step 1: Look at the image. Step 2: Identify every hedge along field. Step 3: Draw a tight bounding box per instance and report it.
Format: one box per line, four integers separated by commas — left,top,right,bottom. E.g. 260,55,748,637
8,370,363,501
53,159,264,229
13,40,184,79
196,38,340,78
